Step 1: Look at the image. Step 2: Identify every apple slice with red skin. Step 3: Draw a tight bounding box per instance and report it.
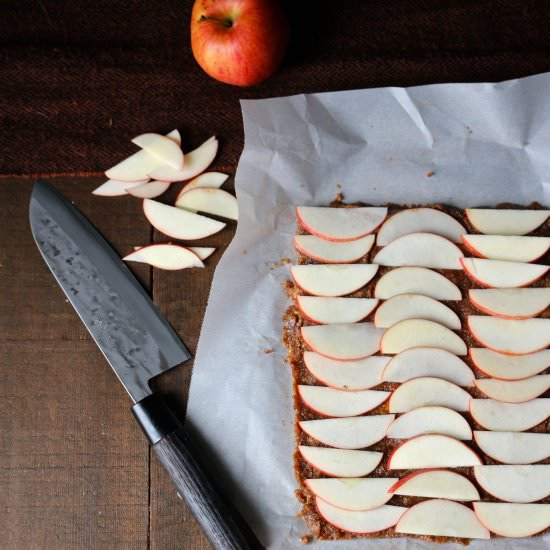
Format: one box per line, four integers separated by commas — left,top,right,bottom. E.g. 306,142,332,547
143,198,225,240
469,398,550,432
388,434,482,469
296,206,388,242
461,258,549,288
298,385,389,417
123,243,204,270
380,319,467,355
474,431,550,464
462,234,550,262
298,446,383,477
131,133,184,169
377,208,466,246
374,294,461,330
299,415,395,449
386,406,472,440
382,347,474,386
179,171,228,194
306,478,397,512
466,208,550,235
92,178,150,197
301,322,385,360
126,180,170,199
297,296,378,324
468,315,550,355
469,288,550,319
474,374,550,403
303,352,389,391
175,187,238,221
291,264,379,297
470,348,550,380
396,499,489,539
389,469,479,501
294,234,374,263
474,502,550,538
374,267,461,301
134,245,215,261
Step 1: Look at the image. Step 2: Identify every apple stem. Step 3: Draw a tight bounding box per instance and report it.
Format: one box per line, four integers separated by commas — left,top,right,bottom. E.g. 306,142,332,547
199,15,233,28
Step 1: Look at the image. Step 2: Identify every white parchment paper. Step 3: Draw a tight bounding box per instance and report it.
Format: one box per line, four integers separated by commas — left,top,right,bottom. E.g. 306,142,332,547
186,71,550,549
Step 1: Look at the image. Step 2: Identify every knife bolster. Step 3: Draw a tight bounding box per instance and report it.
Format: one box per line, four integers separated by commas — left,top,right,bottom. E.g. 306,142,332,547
132,394,183,445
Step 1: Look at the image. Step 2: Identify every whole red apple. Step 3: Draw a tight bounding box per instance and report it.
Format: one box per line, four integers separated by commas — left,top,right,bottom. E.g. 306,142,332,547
190,0,289,87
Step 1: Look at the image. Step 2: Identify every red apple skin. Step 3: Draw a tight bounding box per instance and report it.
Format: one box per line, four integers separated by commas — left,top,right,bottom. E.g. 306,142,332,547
190,0,289,87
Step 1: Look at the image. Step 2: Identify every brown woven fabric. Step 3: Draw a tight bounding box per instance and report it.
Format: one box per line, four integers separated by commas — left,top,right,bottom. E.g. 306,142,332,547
2,0,550,175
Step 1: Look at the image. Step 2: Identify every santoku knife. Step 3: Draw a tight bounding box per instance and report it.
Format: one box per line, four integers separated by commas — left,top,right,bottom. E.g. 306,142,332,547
29,180,261,550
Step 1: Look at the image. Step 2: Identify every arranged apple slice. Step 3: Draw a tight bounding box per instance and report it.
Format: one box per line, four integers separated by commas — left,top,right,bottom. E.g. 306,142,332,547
474,431,550,464
301,323,385,360
294,234,374,263
475,375,550,403
297,296,378,324
466,208,550,235
143,199,226,240
380,319,467,355
470,398,550,431
92,178,149,196
299,415,395,449
461,258,549,288
175,188,238,221
303,352,389,391
298,385,389,417
463,234,550,262
389,377,471,413
474,502,550,538
291,264,378,297
123,243,204,270
306,477,397,512
389,469,479,501
386,406,472,440
149,136,218,182
374,267,461,301
388,434,482,469
374,294,461,330
470,288,550,319
468,316,550,355
316,498,406,534
470,348,550,380
179,171,228,193
126,180,170,199
298,446,383,477
132,245,215,260
396,499,489,539
382,347,474,386
131,133,184,169
377,208,466,246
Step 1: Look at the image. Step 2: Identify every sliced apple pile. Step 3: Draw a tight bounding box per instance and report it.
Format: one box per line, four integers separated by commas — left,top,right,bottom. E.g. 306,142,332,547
461,258,549,288
474,375,550,403
474,502,550,538
462,234,550,262
466,208,549,235
126,180,171,199
298,446,383,477
297,296,378,324
470,347,550,380
474,431,550,464
293,234,374,263
374,267,462,301
373,233,464,270
175,188,238,221
131,133,184,169
389,469,479,501
470,398,550,432
123,243,204,270
469,288,550,319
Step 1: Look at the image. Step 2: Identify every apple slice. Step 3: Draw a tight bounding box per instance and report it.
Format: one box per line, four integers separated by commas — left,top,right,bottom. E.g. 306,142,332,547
143,199,225,240
470,288,550,319
468,316,550,355
470,398,550,431
179,171,229,194
374,267,461,301
92,178,150,196
389,469,479,501
298,385,389,417
377,208,466,246
175,188,238,221
388,434,482,469
294,234,374,263
466,208,550,236
374,233,463,270
306,478,397,512
316,498,406,534
396,499,489,539
463,234,550,262
149,136,218,182
303,352,389,390
475,375,550,403
299,415,395,449
474,431,550,464
297,297,378,324
301,323,384,360
374,294,461,330
380,319,467,355
126,180,170,199
382,347,474,386
386,406,472,440
389,377,471,413
131,133,184,169
291,264,378,297
461,258,549,288
298,446,383,477
474,502,550,538
470,348,550,380
134,246,215,261
122,243,204,270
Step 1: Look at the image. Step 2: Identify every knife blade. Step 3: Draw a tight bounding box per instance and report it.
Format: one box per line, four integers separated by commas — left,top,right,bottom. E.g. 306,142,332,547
29,180,261,550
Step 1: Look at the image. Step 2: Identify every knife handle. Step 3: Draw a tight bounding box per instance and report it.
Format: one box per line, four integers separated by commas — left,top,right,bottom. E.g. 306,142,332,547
132,394,263,550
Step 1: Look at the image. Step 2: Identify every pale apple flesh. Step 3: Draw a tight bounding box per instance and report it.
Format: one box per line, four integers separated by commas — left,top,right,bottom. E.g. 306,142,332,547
294,233,374,263
92,178,149,196
474,431,550,464
298,446,383,478
474,374,550,403
462,234,550,262
473,502,550,538
179,171,229,194
297,296,379,324
469,288,550,319
466,208,550,235
131,133,184,169
469,348,550,380
469,398,550,432
461,258,549,288
175,187,238,220
123,243,204,270
126,180,170,199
